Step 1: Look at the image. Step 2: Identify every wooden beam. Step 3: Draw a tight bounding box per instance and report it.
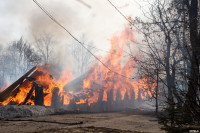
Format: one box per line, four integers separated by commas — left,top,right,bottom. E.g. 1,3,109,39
34,82,44,106
0,66,37,102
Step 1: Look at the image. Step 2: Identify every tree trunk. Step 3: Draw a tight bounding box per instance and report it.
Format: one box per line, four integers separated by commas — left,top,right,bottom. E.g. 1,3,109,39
186,0,199,109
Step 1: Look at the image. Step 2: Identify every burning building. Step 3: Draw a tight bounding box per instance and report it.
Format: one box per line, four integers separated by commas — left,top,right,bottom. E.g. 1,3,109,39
0,27,156,112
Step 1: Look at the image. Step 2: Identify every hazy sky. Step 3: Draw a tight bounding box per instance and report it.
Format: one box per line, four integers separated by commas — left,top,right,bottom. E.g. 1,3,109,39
0,0,143,47
0,0,146,75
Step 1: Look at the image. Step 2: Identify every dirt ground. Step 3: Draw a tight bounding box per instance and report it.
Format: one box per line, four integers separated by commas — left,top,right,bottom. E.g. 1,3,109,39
0,111,165,133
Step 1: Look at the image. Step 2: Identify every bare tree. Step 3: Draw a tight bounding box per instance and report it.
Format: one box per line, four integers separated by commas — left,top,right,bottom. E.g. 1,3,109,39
132,0,200,131
34,33,55,64
71,35,95,76
0,37,40,88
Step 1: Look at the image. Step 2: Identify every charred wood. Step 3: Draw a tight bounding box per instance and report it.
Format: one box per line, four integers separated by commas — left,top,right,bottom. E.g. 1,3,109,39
51,87,63,108
34,82,44,106
68,99,77,110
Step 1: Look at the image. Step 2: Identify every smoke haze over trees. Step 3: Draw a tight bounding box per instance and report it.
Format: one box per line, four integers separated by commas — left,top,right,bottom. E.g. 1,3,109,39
0,38,40,88
133,0,200,132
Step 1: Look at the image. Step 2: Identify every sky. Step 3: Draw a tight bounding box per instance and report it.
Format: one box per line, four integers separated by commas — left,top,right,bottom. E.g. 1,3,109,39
0,0,144,46
0,0,146,76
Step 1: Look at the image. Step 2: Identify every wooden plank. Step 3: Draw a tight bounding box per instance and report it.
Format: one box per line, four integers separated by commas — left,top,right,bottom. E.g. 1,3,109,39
0,66,37,102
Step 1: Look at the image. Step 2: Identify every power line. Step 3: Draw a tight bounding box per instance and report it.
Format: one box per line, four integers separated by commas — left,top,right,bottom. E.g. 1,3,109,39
86,45,130,57
33,0,133,79
106,0,143,33
107,0,134,25
67,42,130,57
107,0,183,30
76,0,92,8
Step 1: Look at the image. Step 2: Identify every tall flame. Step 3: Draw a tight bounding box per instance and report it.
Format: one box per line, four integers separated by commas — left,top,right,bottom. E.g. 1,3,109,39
1,27,156,108
74,27,156,105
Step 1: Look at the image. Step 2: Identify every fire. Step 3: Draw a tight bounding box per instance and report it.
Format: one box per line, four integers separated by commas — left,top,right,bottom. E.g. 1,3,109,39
0,66,73,106
0,26,156,109
70,27,156,106
76,99,87,104
102,90,107,101
36,68,73,106
83,80,91,89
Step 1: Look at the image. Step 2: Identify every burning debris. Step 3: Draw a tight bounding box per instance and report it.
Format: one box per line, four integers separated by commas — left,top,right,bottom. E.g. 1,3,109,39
0,27,156,112
0,65,72,108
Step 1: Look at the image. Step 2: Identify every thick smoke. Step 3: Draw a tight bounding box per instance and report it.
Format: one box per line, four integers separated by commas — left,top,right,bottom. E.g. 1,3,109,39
0,0,84,81
0,0,139,85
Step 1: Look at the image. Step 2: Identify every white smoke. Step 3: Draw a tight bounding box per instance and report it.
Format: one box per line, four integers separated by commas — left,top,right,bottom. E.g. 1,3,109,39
0,0,142,81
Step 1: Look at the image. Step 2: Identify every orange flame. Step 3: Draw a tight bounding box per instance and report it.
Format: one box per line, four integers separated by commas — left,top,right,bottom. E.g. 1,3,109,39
0,67,73,106
76,27,156,105
1,27,156,108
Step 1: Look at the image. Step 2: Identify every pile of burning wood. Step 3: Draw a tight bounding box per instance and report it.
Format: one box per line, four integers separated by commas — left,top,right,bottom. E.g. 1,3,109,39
0,65,64,108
